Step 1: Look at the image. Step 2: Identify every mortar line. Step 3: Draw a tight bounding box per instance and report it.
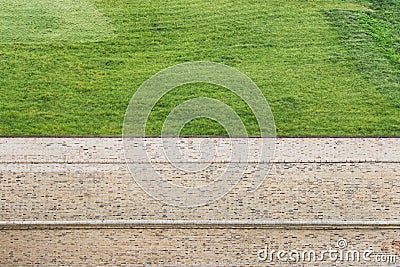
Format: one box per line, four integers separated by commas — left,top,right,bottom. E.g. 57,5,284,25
0,161,399,164
1,220,400,230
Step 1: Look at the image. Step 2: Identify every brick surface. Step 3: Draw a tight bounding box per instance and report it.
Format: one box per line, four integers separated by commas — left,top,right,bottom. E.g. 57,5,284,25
1,137,399,163
0,162,399,221
0,137,399,266
1,228,399,266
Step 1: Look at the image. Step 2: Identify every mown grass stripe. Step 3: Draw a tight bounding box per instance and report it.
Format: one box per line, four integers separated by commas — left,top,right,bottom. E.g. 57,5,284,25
0,0,399,136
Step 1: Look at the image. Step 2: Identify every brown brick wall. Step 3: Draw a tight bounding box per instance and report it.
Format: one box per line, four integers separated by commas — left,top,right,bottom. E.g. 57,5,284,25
1,228,399,266
1,138,399,266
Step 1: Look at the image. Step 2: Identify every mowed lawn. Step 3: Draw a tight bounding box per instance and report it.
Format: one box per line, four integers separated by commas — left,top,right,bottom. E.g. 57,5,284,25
0,0,399,136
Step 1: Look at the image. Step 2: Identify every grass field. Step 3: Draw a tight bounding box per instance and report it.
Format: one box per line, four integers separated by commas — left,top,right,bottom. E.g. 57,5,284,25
0,0,399,136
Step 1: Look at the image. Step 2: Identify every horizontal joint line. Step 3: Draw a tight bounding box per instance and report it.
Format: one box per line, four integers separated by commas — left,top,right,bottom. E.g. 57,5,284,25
1,220,400,230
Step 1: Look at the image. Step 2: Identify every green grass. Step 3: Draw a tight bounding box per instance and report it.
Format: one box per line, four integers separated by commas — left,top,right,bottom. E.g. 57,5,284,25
0,0,114,42
0,0,399,136
324,0,400,134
